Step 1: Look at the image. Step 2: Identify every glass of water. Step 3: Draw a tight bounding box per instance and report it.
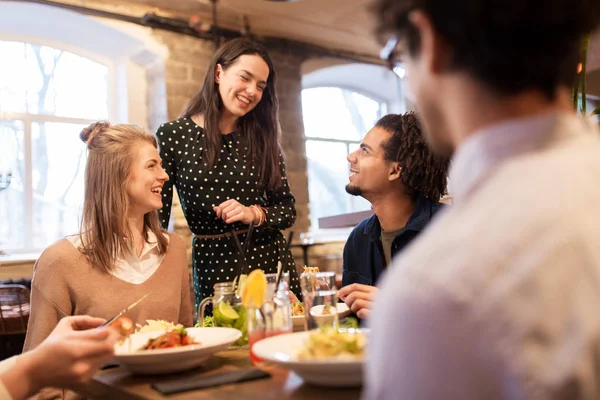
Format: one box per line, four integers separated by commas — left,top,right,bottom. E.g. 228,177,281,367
300,271,338,330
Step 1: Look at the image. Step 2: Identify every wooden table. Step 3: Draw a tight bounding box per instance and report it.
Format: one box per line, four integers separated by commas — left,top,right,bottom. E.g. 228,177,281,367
75,349,362,400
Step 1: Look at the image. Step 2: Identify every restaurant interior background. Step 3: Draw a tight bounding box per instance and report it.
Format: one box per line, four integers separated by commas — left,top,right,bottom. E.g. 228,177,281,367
0,0,599,281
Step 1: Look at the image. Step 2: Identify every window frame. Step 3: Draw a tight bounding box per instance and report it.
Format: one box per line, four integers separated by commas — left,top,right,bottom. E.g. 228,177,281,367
0,40,115,254
301,85,388,234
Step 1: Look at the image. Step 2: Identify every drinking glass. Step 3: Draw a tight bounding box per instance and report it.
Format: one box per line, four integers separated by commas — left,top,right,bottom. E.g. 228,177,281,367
248,273,292,364
198,282,248,347
300,271,338,330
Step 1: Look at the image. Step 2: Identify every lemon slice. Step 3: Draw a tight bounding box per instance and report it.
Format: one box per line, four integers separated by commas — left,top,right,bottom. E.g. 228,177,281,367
235,274,248,297
241,269,267,308
218,301,239,320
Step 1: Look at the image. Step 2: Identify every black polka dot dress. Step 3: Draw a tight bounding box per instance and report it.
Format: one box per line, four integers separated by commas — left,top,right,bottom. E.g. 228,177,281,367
157,118,301,314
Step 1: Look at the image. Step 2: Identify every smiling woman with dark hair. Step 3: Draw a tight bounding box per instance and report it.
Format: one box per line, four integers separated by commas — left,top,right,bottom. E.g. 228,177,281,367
157,38,301,312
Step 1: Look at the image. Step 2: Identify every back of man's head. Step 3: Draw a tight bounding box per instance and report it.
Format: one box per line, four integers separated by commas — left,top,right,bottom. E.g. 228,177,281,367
372,0,600,99
377,113,449,201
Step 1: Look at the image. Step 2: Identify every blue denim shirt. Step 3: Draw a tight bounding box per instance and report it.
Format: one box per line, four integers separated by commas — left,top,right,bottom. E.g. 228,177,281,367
342,197,445,287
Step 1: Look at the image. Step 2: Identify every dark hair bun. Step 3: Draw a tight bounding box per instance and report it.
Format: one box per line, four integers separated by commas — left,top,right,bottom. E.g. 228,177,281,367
80,121,110,145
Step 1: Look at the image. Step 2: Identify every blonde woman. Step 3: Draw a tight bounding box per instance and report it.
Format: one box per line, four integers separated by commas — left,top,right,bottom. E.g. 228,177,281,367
24,122,193,382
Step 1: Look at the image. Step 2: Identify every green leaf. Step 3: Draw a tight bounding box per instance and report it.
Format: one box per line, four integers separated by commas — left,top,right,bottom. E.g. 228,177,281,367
339,317,360,329
592,108,600,117
195,315,214,328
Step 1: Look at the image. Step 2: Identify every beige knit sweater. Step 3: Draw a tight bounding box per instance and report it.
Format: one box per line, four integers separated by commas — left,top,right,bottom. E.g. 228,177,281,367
23,232,193,399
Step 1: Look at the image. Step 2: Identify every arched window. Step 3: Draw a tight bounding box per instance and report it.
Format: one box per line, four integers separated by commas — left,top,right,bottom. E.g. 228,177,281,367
302,87,387,229
0,41,109,251
0,2,167,256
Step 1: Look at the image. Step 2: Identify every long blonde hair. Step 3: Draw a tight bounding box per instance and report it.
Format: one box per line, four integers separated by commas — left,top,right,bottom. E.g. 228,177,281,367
78,121,168,273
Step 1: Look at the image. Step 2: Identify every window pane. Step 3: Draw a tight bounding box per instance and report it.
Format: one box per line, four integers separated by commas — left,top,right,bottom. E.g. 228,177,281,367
302,87,382,141
0,120,25,250
31,122,87,249
0,41,108,119
306,140,353,228
302,87,385,228
0,42,28,113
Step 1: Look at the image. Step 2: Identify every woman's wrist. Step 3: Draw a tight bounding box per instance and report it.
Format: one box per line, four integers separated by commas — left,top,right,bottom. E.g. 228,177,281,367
249,205,266,226
248,205,259,225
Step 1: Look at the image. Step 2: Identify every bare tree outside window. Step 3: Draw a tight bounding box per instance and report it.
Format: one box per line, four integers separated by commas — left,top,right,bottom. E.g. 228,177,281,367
0,41,109,252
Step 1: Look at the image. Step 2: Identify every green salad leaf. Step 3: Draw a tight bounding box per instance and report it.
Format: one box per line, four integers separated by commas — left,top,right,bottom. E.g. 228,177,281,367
339,317,359,329
195,315,215,328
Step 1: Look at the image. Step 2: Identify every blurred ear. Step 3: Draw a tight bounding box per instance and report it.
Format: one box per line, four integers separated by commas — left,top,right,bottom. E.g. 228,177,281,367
408,10,453,73
388,163,402,182
215,64,223,84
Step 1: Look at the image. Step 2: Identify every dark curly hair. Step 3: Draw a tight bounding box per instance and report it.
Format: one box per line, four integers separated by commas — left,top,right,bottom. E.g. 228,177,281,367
377,112,449,201
371,0,600,99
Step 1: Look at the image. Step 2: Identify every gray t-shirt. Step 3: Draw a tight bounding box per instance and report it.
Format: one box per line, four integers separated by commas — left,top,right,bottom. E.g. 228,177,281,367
380,228,404,266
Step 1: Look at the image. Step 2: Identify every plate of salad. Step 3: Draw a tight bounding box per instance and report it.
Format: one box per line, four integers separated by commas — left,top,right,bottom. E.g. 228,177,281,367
252,328,367,387
113,326,241,375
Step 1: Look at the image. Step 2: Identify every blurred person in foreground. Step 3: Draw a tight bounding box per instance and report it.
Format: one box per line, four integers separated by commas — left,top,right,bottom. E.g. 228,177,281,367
338,112,448,319
0,316,118,400
365,0,600,399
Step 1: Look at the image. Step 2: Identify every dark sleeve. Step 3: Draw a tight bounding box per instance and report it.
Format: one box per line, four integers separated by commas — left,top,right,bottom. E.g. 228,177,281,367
261,151,296,230
342,229,357,288
157,123,176,230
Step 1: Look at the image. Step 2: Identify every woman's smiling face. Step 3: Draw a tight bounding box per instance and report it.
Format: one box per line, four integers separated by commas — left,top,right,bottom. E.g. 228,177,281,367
216,54,270,120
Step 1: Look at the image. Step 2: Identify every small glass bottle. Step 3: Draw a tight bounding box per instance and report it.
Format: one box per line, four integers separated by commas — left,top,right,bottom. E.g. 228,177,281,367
248,273,292,364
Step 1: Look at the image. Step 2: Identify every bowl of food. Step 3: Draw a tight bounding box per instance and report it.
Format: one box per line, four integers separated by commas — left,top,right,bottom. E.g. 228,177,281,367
251,328,367,387
309,303,351,324
291,301,306,329
291,302,352,330
113,326,241,375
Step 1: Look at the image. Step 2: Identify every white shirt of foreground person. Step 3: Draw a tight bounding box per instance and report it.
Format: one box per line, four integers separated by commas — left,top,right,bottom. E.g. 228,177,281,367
364,113,600,400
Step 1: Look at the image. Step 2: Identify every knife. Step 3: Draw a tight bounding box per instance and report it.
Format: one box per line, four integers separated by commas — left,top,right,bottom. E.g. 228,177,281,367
98,293,149,328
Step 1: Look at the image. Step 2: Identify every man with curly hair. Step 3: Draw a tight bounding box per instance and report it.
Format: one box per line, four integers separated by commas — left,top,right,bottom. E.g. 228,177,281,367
365,0,600,399
337,112,449,319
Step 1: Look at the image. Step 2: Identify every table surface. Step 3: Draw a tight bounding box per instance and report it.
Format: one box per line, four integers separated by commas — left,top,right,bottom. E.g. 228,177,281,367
76,348,362,400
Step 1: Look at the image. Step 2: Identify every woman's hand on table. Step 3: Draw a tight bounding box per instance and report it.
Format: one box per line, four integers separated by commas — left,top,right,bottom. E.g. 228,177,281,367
214,199,255,224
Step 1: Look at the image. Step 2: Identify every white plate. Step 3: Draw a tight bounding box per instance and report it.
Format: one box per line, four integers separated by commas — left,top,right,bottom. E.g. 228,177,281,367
114,327,241,375
252,330,365,387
